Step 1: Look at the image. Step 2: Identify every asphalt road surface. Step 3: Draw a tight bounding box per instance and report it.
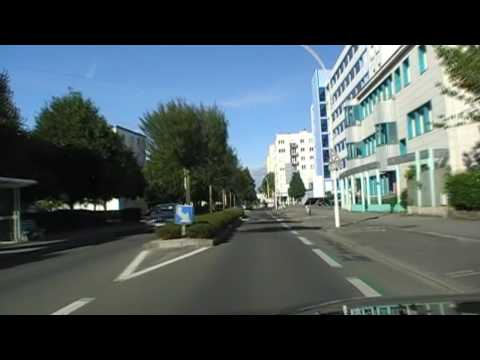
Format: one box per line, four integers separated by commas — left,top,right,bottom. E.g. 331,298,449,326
0,210,446,315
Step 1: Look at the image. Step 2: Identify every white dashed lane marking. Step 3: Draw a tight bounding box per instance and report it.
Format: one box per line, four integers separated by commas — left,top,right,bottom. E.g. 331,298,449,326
312,248,342,268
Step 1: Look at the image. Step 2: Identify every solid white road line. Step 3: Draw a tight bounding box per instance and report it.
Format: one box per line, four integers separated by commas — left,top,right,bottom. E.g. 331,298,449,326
51,298,95,315
297,236,313,246
346,277,382,298
446,269,475,276
312,248,342,268
122,247,210,281
115,249,150,282
449,271,480,279
290,230,299,235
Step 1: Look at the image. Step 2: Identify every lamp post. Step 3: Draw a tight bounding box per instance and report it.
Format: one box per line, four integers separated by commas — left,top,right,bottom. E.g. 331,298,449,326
329,148,341,228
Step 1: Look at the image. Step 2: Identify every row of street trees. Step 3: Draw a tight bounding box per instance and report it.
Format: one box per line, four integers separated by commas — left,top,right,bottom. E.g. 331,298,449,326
140,99,257,210
1,71,145,209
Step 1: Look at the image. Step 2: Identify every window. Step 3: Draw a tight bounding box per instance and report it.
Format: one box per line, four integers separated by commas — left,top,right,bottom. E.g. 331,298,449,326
319,88,326,102
418,45,428,74
310,165,314,169
301,147,305,152
394,68,402,93
322,135,329,147
300,139,304,143
324,165,331,179
279,148,285,153
309,147,314,152
399,138,407,155
402,58,411,86
310,155,314,160
407,102,433,139
320,104,327,117
321,119,328,132
301,156,305,160
323,149,329,163
301,165,306,170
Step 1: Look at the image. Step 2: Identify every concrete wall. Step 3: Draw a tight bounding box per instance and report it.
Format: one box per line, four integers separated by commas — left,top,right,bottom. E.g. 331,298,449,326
447,123,480,174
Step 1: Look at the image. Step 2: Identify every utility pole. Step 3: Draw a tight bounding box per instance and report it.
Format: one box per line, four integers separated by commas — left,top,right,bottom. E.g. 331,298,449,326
184,168,191,205
209,185,213,213
329,149,341,228
229,192,232,208
222,189,226,210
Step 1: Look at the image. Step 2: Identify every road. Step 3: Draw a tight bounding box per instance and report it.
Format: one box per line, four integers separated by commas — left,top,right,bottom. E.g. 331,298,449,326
0,209,447,315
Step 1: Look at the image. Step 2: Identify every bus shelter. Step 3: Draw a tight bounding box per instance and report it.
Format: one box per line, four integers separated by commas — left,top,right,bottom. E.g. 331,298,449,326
0,177,37,243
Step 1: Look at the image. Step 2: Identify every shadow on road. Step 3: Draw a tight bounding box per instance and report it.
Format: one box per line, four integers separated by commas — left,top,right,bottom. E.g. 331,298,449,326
0,224,155,270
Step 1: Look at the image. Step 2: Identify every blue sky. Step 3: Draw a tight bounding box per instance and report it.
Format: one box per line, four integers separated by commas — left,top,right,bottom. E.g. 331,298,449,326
2,45,343,169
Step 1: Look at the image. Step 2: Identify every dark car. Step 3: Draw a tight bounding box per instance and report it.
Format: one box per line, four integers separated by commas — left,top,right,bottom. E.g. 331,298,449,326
145,203,176,226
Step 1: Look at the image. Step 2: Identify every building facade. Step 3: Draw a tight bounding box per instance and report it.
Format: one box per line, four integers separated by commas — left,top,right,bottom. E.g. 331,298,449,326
333,45,480,213
310,69,332,198
266,130,316,205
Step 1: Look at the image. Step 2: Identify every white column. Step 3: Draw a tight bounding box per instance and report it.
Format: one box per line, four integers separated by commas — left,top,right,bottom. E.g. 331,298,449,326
13,188,21,243
415,151,422,207
351,175,356,205
428,148,436,207
340,178,345,209
395,165,401,205
376,169,381,205
360,173,366,211
365,171,371,206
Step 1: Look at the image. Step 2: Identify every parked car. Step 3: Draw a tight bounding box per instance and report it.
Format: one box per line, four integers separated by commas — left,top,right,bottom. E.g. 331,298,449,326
144,203,177,227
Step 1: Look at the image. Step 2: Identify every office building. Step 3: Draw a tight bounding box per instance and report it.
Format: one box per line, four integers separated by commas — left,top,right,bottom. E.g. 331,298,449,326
332,45,480,214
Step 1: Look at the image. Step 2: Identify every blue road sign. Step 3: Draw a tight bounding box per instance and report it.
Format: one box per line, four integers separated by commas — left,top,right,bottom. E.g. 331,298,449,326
175,204,194,225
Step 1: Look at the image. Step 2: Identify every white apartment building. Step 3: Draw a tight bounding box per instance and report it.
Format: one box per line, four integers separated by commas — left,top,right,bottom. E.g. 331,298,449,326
334,45,480,215
266,130,316,205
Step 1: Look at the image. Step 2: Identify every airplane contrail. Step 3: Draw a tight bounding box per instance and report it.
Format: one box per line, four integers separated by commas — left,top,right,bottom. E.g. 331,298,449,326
300,45,327,71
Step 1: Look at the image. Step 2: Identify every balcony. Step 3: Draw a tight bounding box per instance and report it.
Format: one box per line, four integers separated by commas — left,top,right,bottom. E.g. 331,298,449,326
363,99,395,126
375,144,400,170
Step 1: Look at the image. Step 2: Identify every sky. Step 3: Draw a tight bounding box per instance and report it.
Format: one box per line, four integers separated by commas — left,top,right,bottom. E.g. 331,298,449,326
1,45,343,170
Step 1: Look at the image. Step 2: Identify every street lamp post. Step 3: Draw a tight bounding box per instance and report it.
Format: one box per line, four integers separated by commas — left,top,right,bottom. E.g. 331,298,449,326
329,148,341,228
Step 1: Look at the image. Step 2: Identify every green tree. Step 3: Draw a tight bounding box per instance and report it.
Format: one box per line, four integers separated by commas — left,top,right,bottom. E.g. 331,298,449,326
435,45,480,127
0,70,22,132
34,90,144,208
288,172,306,201
259,172,275,197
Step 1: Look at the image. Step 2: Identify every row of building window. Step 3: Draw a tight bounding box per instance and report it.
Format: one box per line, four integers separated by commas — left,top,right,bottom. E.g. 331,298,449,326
279,147,315,154
329,45,360,89
331,73,370,123
332,54,365,104
408,102,432,139
334,140,346,153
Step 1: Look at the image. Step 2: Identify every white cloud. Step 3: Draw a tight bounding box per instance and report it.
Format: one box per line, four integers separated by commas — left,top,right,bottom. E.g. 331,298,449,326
219,90,286,108
85,63,97,79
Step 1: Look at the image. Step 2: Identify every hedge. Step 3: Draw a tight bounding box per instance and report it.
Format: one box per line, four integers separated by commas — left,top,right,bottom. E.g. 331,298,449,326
155,208,244,240
445,170,480,211
24,208,143,233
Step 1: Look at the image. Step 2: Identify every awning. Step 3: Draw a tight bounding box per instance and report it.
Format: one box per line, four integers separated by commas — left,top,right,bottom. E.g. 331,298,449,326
0,177,37,189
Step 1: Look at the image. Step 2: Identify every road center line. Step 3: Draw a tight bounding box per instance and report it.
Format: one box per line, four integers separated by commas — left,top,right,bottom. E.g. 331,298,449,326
312,248,342,268
290,230,299,235
123,247,210,281
346,277,382,298
446,269,475,276
297,236,313,246
115,249,150,282
449,271,480,278
51,298,95,315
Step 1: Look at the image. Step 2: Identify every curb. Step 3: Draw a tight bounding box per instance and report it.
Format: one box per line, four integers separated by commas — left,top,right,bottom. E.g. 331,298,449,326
144,238,214,250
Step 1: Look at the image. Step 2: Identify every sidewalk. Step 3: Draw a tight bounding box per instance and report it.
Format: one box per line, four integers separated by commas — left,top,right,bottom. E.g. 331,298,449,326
0,222,151,255
279,206,480,241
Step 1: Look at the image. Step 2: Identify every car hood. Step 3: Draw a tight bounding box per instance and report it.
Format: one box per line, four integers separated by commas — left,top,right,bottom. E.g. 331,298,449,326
280,293,480,315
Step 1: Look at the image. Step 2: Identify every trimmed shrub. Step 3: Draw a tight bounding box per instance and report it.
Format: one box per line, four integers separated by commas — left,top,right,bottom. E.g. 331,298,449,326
400,189,409,209
155,223,182,239
155,208,244,239
382,195,397,213
445,170,480,210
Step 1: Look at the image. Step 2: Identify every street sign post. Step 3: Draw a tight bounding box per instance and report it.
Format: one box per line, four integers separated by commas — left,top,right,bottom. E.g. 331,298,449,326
329,148,341,228
175,204,194,236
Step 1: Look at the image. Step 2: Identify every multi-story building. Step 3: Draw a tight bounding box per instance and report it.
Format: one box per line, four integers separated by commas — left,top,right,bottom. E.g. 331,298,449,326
266,130,316,205
326,45,402,181
310,69,332,198
333,45,480,214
